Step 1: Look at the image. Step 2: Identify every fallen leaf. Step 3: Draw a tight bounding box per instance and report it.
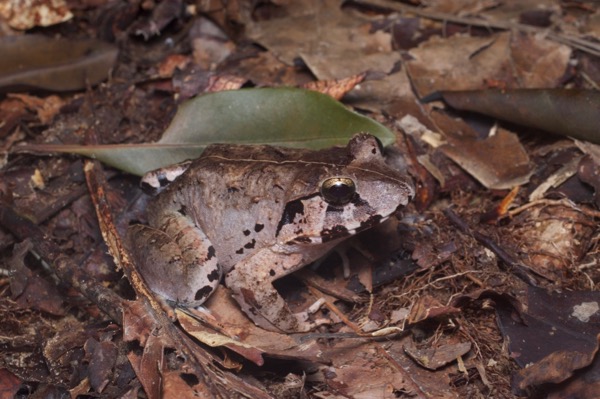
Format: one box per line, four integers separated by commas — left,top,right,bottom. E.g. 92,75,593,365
246,0,401,80
316,337,461,399
408,295,461,325
515,341,599,393
0,368,22,398
406,33,503,96
408,105,534,190
406,31,570,96
302,73,366,100
8,93,64,124
424,89,600,144
17,87,396,176
495,286,600,396
404,339,472,371
578,155,600,207
84,338,118,393
9,240,65,316
0,35,118,93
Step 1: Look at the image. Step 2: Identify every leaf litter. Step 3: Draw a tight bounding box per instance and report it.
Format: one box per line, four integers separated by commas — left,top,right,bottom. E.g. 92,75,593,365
0,0,599,398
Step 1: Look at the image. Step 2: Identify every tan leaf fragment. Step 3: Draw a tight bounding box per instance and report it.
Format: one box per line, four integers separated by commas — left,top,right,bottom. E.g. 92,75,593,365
0,0,73,30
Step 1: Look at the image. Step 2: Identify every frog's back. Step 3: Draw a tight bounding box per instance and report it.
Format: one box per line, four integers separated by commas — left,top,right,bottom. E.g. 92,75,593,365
167,143,315,271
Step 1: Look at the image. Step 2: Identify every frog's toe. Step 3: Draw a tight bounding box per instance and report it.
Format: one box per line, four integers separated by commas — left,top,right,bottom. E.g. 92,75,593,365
289,313,330,332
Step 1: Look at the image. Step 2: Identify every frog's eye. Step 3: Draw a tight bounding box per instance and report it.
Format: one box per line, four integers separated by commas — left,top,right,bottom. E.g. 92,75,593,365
320,177,356,205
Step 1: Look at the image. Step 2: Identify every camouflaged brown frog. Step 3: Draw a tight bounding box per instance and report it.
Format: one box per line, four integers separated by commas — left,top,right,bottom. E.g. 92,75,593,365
128,133,413,332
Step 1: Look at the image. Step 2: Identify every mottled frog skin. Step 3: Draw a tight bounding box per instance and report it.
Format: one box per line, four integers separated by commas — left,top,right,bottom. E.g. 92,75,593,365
128,133,413,332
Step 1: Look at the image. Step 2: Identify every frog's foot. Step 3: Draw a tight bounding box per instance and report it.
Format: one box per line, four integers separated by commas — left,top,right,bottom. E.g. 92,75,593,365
245,304,329,333
307,297,327,314
311,246,351,278
289,312,330,332
312,240,375,279
225,253,330,333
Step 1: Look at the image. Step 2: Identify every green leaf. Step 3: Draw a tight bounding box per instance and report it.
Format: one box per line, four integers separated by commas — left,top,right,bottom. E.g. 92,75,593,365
159,87,395,147
18,88,395,176
22,144,206,177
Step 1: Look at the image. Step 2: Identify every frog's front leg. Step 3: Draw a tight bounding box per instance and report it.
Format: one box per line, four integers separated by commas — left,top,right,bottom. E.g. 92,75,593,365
127,211,221,307
225,248,329,333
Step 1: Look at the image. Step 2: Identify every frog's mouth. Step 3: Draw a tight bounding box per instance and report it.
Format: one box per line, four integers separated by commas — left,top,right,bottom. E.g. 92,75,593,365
319,213,386,243
287,213,390,245
278,194,400,245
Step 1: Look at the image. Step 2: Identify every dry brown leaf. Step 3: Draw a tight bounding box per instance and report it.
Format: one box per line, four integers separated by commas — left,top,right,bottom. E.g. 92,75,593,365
0,0,73,30
8,94,64,125
302,73,366,100
406,31,570,96
314,337,461,399
404,339,472,371
246,0,401,80
406,33,502,96
408,295,461,325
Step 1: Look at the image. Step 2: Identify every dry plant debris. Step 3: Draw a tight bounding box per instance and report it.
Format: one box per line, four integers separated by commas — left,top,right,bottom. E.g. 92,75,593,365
0,0,599,398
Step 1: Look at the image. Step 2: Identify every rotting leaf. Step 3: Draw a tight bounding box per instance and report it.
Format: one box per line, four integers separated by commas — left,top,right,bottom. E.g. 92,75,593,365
404,339,472,371
577,154,600,207
302,72,366,100
495,286,600,396
176,308,267,367
84,338,118,393
0,35,118,93
497,286,600,367
422,89,600,144
514,344,599,393
17,87,396,176
9,240,65,316
318,336,456,398
407,295,461,325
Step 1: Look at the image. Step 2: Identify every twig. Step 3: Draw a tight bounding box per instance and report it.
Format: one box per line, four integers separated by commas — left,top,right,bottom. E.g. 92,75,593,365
83,159,175,319
444,208,547,286
507,198,600,219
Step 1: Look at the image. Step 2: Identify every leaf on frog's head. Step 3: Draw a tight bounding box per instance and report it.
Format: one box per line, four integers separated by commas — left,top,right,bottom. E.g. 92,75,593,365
17,88,396,176
15,143,206,177
0,35,118,93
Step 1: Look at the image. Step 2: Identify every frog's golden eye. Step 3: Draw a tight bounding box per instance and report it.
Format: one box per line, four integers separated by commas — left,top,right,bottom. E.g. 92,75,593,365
320,177,356,205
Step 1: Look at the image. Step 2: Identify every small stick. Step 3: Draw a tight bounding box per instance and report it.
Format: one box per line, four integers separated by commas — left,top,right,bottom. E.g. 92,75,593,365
444,208,546,286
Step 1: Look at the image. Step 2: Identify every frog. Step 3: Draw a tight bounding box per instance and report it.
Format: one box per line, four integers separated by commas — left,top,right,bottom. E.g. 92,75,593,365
127,133,414,333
